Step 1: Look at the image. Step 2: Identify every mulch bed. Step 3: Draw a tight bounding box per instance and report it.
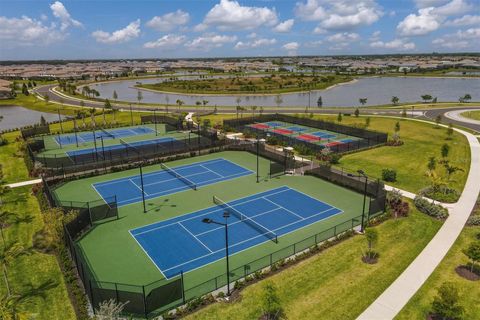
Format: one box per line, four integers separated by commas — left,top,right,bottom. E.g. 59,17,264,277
455,265,480,281
361,255,379,264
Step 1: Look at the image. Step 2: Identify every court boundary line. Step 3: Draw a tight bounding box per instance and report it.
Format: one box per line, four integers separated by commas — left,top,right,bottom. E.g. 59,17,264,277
131,187,291,236
161,206,343,276
114,170,253,206
128,179,150,196
128,229,168,279
178,222,213,253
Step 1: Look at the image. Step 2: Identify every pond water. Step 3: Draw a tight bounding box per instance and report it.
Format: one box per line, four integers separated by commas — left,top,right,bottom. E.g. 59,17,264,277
0,105,64,131
90,76,479,108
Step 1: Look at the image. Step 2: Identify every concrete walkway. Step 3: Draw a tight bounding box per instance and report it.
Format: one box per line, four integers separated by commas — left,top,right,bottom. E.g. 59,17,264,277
357,121,480,320
444,108,480,126
6,178,42,188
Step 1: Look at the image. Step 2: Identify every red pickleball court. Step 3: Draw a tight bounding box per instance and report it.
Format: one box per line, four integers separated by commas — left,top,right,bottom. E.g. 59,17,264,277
297,134,321,142
250,123,270,130
273,128,294,135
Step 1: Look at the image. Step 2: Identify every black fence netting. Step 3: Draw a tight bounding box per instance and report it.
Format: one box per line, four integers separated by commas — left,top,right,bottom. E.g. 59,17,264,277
224,114,388,154
21,125,50,139
32,132,225,177
141,114,184,130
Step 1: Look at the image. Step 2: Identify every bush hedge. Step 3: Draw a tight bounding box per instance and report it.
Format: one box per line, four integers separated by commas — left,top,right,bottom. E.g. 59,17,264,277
414,196,449,219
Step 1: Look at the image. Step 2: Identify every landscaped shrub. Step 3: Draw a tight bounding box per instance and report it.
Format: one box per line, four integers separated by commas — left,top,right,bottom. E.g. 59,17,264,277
414,196,449,219
467,215,480,226
420,186,460,203
381,168,397,182
386,189,409,218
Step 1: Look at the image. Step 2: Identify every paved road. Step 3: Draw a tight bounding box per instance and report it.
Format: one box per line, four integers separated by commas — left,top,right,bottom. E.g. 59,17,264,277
423,107,480,132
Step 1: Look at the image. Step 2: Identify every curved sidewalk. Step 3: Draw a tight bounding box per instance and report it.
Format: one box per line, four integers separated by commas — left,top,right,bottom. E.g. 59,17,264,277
445,108,480,126
357,121,480,320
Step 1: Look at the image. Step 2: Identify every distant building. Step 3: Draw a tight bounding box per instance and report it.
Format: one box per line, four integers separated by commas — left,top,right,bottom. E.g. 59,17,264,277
0,79,13,99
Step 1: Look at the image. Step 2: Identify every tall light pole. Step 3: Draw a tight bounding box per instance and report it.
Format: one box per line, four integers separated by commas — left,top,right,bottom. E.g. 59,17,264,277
202,211,231,295
357,170,368,232
256,137,266,183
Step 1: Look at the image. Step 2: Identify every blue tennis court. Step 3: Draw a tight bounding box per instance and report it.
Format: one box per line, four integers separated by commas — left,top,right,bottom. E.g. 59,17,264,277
130,186,342,278
66,137,177,158
287,126,307,132
311,131,336,139
265,121,284,127
55,126,156,145
93,158,253,206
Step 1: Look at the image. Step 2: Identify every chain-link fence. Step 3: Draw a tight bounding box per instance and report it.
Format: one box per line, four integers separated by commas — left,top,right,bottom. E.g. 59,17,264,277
224,114,388,154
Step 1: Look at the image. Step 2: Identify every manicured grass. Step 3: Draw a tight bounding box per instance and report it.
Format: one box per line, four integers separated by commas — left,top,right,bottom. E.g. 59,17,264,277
53,151,366,287
0,138,75,319
461,110,480,121
396,226,480,320
184,207,442,320
323,116,470,196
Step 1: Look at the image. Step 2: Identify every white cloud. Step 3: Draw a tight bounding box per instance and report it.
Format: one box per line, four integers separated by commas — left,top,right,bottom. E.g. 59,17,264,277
397,8,440,36
247,32,257,39
369,30,381,41
313,26,327,34
273,19,294,33
304,40,323,47
414,0,449,8
282,42,299,56
234,38,276,50
432,27,480,49
146,10,190,32
50,1,82,31
370,38,416,50
446,14,480,26
92,20,141,44
144,34,186,49
185,33,237,51
294,0,327,21
0,16,64,46
397,0,474,36
200,0,278,31
295,0,382,31
327,32,360,42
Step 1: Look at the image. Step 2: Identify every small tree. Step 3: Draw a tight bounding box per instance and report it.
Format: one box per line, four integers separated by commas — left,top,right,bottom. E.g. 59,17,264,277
463,242,480,273
401,109,407,117
446,123,454,140
391,96,399,105
441,143,450,158
359,98,367,106
435,114,442,127
354,108,360,117
394,121,400,133
43,94,50,104
431,282,464,320
365,117,371,128
421,94,432,103
363,228,378,261
427,156,436,172
337,113,343,122
137,90,143,106
260,282,283,320
317,96,323,108
112,90,118,102
40,115,47,126
443,161,463,181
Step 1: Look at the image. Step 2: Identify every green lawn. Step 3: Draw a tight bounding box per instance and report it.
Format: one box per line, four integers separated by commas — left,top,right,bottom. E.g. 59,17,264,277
53,151,366,290
0,135,75,319
461,110,480,121
184,207,442,320
396,226,480,320
325,116,470,196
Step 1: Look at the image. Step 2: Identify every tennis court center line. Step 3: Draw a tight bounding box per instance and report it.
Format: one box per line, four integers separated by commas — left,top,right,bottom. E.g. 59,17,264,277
261,196,304,219
199,164,224,178
178,222,213,253
131,187,291,236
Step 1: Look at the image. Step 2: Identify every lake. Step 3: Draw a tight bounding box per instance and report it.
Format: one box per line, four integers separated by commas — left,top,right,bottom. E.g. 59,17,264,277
90,76,479,108
0,105,63,131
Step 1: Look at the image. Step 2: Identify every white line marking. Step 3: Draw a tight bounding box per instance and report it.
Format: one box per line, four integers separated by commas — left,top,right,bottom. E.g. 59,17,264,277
178,222,213,253
129,178,149,196
262,196,303,219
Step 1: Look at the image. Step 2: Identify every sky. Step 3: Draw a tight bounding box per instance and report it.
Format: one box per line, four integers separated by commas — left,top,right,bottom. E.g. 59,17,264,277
0,0,479,60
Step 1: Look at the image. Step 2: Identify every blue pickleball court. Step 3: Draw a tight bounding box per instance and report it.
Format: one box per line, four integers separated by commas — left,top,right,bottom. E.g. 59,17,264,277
93,158,253,206
130,186,342,278
55,126,156,145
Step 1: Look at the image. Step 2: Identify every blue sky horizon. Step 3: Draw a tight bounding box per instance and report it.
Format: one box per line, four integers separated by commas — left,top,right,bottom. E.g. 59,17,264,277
0,0,479,60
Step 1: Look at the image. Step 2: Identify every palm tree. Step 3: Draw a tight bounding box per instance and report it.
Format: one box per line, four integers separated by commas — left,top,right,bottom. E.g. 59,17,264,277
0,293,29,320
165,95,170,114
137,90,143,106
235,97,242,111
195,101,201,114
359,98,367,106
251,106,258,118
274,95,283,109
391,96,399,105
1,242,26,295
176,99,184,111
202,100,209,112
112,90,118,102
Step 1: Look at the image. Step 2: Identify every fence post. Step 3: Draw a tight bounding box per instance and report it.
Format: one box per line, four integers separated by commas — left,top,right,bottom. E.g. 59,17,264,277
180,271,186,304
89,279,96,314
270,253,273,267
115,283,119,303
142,285,148,318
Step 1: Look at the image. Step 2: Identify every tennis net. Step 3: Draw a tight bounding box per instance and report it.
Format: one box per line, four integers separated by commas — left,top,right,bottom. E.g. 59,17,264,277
213,195,278,243
120,138,141,155
100,128,115,139
160,163,197,190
